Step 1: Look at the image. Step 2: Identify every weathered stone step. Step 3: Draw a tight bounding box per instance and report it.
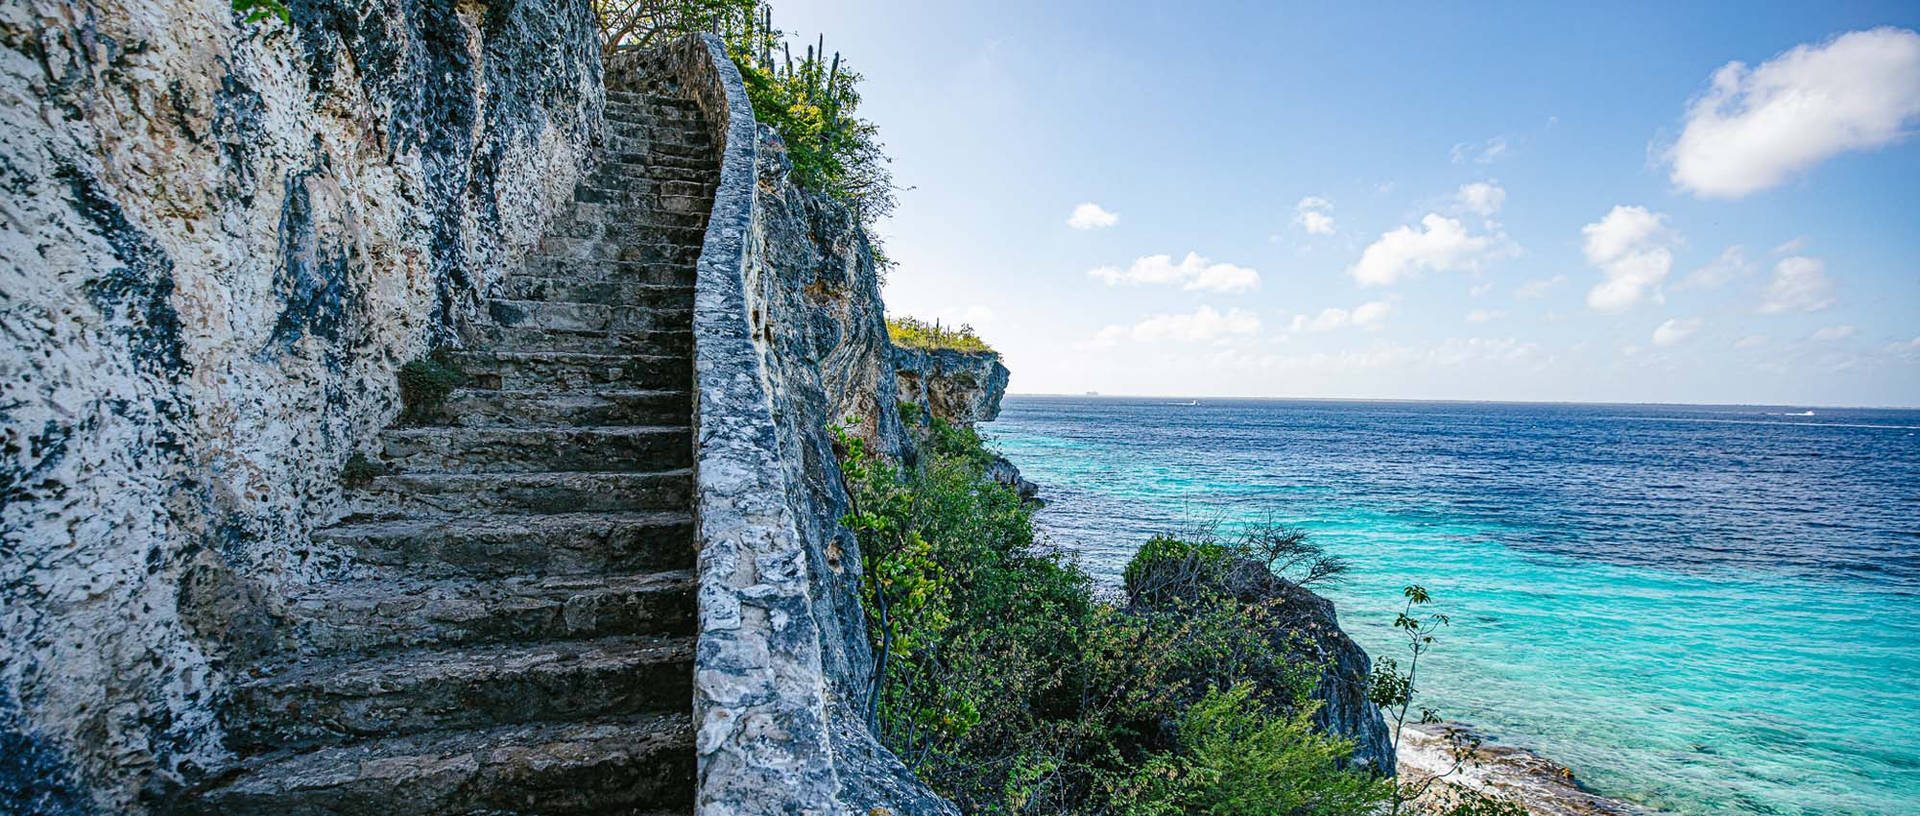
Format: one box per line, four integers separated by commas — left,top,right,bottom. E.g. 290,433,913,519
488,299,692,334
282,570,696,656
348,469,693,518
536,235,701,264
442,350,690,391
227,634,694,752
431,387,689,427
188,712,694,815
521,257,696,285
468,325,692,356
378,426,691,473
313,511,695,578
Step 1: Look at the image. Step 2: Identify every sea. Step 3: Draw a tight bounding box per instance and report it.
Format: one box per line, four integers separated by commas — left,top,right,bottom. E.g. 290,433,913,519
987,395,1920,816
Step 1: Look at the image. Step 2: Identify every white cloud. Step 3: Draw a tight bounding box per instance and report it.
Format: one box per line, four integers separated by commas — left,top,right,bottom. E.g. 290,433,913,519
1289,301,1393,333
1352,300,1392,329
1758,256,1836,313
1668,27,1920,198
1679,245,1751,290
1734,335,1769,349
1465,309,1506,323
1294,196,1335,235
1652,317,1702,347
1773,237,1809,255
1067,202,1119,229
1456,181,1506,216
1085,305,1261,348
1088,252,1261,293
1451,136,1510,165
1582,205,1677,311
1296,211,1335,236
1812,324,1857,341
1515,274,1567,300
1351,214,1500,286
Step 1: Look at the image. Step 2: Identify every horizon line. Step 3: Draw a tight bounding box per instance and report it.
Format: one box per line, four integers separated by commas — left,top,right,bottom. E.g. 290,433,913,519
1004,392,1920,412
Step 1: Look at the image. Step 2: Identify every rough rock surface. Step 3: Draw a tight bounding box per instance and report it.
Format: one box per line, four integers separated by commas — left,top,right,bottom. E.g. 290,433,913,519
674,32,954,815
0,1,599,812
1222,561,1396,773
174,46,713,815
893,345,1010,425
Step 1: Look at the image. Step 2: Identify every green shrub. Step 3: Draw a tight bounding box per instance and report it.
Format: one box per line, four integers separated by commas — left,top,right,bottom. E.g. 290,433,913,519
835,420,1389,815
1112,683,1393,816
887,316,995,353
397,358,462,422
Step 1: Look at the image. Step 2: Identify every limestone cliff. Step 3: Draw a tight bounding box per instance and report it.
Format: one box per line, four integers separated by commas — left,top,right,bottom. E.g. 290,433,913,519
1,1,600,811
892,345,1010,425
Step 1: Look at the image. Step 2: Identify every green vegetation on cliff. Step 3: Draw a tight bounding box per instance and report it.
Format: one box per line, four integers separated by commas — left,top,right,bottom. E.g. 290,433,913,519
836,414,1391,814
592,1,895,224
887,316,997,354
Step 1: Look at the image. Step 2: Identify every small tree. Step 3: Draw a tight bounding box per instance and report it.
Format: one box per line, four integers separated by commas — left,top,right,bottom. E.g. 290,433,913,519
1368,586,1525,816
592,0,756,55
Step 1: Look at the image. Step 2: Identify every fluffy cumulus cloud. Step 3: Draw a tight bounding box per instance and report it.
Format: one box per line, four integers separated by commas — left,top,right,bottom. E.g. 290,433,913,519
1456,181,1506,216
1290,300,1392,333
1652,317,1703,347
1465,309,1505,323
1088,252,1260,293
1294,196,1335,235
1582,205,1676,311
1350,214,1499,286
1067,202,1119,229
1758,256,1836,313
1668,27,1920,198
1086,305,1261,348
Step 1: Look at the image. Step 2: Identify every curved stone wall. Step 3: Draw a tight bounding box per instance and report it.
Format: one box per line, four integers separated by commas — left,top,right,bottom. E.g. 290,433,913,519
667,34,956,816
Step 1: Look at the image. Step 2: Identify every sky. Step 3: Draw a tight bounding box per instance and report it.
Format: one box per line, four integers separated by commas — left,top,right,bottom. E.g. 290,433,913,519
772,1,1920,406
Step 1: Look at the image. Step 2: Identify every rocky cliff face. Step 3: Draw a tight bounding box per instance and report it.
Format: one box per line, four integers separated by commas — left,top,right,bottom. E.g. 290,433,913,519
892,345,1010,425
1220,561,1396,773
0,1,600,812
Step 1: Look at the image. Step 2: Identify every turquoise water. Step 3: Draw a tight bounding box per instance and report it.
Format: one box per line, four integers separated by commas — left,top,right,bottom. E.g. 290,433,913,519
989,396,1920,816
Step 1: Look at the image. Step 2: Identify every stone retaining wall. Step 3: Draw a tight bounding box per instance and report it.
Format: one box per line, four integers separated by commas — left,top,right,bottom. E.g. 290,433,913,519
665,33,956,816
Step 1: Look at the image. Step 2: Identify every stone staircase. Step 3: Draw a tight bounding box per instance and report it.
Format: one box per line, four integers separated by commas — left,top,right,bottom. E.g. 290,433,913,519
184,66,717,816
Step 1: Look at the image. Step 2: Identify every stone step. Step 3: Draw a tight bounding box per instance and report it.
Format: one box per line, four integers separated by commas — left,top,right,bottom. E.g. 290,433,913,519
608,163,718,185
520,257,696,285
535,236,702,265
281,570,696,656
487,299,692,334
347,469,693,518
226,635,694,752
313,511,695,579
467,325,692,356
188,712,694,815
377,426,691,474
442,350,690,391
431,388,689,427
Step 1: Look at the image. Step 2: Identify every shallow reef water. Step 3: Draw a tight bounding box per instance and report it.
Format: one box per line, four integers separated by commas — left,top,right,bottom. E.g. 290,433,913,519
992,395,1920,816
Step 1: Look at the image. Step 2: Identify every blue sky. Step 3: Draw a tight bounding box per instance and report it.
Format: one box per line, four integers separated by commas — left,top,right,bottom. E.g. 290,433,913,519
774,1,1920,406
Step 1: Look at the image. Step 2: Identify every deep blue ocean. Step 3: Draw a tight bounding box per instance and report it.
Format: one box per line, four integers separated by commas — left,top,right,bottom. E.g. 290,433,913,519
988,395,1920,816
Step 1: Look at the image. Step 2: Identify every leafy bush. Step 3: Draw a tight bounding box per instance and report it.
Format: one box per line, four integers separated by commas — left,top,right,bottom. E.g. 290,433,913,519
1112,683,1393,816
835,418,1389,815
888,316,996,354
